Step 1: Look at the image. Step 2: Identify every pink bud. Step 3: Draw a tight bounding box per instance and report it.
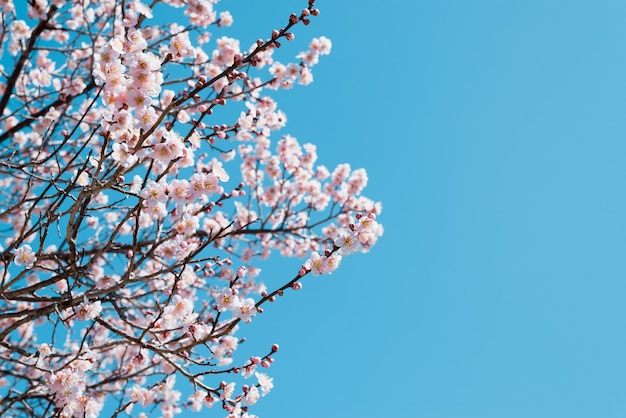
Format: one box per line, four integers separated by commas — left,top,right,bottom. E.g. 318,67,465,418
271,344,279,352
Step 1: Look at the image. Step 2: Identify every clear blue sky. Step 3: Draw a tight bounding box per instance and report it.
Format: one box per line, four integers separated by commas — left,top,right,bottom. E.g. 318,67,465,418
218,1,626,417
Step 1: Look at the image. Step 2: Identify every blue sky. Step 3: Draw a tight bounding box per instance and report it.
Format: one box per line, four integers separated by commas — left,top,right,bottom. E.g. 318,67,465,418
220,1,626,417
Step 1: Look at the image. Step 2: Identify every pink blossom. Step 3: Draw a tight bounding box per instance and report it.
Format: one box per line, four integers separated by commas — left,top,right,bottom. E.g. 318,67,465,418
218,11,233,27
168,179,191,203
13,245,36,269
216,288,239,312
255,372,274,396
189,172,222,197
220,382,235,400
140,180,167,205
306,251,327,275
164,294,194,322
169,32,193,57
334,231,361,255
76,299,102,321
310,36,332,55
0,2,382,414
188,391,206,412
130,385,155,407
111,142,138,167
243,385,260,405
233,298,257,323
153,133,184,162
325,253,342,274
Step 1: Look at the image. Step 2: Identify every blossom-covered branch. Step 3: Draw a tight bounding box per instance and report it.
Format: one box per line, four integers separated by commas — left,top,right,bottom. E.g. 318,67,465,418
0,0,382,417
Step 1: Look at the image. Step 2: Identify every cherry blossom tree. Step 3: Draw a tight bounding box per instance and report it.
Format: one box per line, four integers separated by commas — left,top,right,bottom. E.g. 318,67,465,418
0,0,382,416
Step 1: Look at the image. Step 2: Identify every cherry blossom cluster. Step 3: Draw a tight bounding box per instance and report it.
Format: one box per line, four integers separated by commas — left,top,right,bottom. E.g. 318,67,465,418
0,0,382,417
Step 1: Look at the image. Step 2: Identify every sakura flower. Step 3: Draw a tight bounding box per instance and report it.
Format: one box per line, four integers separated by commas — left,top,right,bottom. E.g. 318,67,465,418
176,109,190,123
111,142,138,167
169,33,193,57
153,134,184,162
189,172,222,197
188,391,206,412
13,244,36,269
216,288,239,312
94,274,120,290
255,372,274,396
127,87,151,109
1,0,15,13
306,251,326,275
74,170,90,186
76,300,102,321
334,231,361,255
218,11,233,27
168,178,191,203
135,106,158,129
164,295,193,320
140,180,167,205
38,343,52,358
209,160,230,181
130,385,155,407
232,298,257,323
132,1,153,19
325,253,342,274
130,175,143,193
243,385,260,406
220,382,235,400
310,36,332,55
